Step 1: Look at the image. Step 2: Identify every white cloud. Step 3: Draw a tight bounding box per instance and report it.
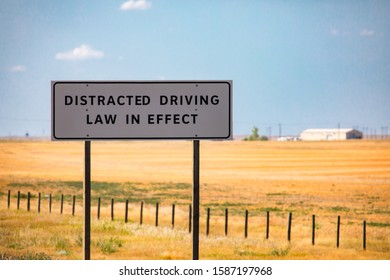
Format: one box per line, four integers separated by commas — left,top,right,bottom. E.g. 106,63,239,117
55,44,104,61
360,29,375,37
330,28,350,36
330,28,340,36
9,65,26,73
120,0,152,11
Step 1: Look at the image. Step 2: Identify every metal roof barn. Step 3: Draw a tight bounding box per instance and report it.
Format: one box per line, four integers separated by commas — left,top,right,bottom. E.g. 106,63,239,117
300,128,363,141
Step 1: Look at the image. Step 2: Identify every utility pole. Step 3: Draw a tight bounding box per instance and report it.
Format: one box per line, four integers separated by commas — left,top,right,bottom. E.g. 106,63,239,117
338,123,340,140
279,123,282,138
267,126,272,140
363,127,368,139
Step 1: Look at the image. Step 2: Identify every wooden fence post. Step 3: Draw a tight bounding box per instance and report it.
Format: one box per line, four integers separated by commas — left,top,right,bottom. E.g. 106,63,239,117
97,197,101,220
312,214,315,245
189,204,192,233
140,201,143,225
171,204,175,229
49,194,52,213
38,192,41,213
111,198,114,221
287,212,292,242
27,192,31,211
363,220,366,250
225,208,228,236
155,202,159,227
72,195,76,216
17,191,20,210
125,199,129,223
206,208,210,236
266,211,270,239
7,190,10,209
60,194,64,214
245,210,249,238
337,216,341,248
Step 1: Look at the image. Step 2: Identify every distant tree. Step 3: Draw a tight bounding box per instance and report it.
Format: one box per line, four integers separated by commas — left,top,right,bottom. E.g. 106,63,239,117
244,126,260,141
244,126,269,141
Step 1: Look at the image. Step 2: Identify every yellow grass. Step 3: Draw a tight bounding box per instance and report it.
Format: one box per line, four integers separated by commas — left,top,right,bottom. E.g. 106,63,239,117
0,139,389,259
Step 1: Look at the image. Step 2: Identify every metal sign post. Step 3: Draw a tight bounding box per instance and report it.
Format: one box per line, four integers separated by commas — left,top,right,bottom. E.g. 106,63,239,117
192,140,200,260
83,141,91,260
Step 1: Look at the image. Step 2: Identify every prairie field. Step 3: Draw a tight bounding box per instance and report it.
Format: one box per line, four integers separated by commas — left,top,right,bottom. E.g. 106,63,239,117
0,139,389,260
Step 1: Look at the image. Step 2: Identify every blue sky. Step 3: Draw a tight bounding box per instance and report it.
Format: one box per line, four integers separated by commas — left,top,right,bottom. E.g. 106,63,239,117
0,0,389,137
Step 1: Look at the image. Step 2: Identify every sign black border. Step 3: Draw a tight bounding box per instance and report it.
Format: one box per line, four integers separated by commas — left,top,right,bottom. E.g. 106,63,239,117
52,81,232,140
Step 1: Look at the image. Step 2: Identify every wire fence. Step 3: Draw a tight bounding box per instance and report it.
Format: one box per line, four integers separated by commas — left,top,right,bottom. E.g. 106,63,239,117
5,190,374,251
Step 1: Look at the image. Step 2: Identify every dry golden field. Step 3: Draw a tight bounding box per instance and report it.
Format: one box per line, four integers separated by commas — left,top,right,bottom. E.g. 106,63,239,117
0,139,389,260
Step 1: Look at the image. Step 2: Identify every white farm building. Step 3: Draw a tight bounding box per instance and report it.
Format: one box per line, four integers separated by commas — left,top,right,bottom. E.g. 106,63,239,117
300,128,363,141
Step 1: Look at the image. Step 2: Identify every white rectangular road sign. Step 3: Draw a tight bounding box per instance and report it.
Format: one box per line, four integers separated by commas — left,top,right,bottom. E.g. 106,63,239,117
51,81,232,140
